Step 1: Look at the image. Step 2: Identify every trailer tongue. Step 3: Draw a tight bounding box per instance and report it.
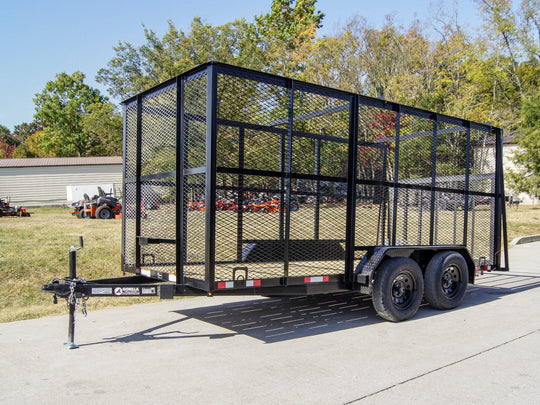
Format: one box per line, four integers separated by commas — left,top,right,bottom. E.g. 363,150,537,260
42,62,508,347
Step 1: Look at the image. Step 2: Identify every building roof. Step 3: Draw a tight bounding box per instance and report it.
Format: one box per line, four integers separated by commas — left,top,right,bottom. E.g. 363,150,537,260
0,156,122,168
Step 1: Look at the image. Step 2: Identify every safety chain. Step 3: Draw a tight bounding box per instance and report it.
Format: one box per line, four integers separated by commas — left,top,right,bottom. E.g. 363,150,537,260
67,278,88,317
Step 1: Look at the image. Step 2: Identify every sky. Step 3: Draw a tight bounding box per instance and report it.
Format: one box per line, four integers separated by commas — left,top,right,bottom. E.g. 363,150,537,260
0,0,483,132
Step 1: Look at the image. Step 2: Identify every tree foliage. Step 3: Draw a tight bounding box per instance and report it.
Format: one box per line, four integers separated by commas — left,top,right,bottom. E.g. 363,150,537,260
509,93,540,196
96,17,261,99
33,71,111,157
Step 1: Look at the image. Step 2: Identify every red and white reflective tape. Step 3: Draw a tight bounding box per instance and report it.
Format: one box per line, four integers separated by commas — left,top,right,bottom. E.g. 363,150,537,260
217,281,234,289
304,275,330,283
477,265,492,271
217,279,262,289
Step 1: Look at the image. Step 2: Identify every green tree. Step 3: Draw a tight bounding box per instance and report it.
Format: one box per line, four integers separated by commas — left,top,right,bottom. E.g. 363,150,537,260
97,17,260,99
33,71,107,156
12,130,49,158
81,103,123,156
508,93,540,196
252,0,324,77
12,122,43,143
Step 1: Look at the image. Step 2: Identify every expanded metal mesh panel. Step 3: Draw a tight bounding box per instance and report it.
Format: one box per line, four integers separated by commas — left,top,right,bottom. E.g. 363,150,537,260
184,173,206,279
433,191,467,245
217,73,288,126
122,101,138,269
140,85,176,174
181,72,208,282
213,77,352,281
122,182,137,267
185,72,207,169
398,113,434,181
435,122,468,183
468,196,495,264
124,101,138,178
469,129,497,265
138,84,177,275
215,73,289,280
358,105,397,144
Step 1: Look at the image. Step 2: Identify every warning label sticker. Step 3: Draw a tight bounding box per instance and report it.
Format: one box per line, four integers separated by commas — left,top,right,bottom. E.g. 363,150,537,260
91,287,113,295
141,287,156,295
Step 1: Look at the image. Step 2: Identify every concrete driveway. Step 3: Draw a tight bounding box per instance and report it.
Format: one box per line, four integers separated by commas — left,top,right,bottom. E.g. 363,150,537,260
1,243,539,404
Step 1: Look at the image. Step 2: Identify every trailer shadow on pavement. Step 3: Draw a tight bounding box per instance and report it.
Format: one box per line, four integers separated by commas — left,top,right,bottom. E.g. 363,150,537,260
80,271,540,346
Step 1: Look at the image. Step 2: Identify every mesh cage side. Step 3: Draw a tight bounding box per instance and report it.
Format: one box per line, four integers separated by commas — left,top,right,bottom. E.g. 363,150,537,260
355,105,396,251
288,89,350,276
123,182,137,268
214,72,288,280
138,84,177,275
122,101,138,271
469,129,497,265
183,72,208,282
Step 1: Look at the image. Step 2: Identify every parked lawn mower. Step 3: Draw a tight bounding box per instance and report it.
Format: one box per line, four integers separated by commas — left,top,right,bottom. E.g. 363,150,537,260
0,197,30,217
70,187,121,219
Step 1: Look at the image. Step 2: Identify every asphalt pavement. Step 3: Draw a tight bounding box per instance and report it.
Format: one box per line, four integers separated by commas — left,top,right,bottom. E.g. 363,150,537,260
1,242,539,405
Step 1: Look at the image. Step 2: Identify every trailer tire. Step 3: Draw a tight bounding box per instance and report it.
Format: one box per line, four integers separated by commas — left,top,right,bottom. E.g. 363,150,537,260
372,257,424,322
424,251,468,310
96,205,113,219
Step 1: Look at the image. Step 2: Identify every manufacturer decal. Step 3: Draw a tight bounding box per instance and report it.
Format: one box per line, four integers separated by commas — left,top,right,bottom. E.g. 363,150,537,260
114,287,141,296
91,287,113,295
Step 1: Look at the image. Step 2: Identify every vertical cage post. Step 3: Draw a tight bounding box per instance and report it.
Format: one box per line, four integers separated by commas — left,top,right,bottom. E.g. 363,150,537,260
176,76,185,285
121,104,129,269
345,94,358,285
237,127,246,262
391,106,401,245
462,123,471,245
283,79,295,281
494,127,509,270
429,115,438,245
205,64,218,290
135,95,143,268
314,138,321,240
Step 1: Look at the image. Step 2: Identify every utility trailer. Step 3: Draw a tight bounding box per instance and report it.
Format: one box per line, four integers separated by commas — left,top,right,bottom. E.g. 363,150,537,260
42,62,509,346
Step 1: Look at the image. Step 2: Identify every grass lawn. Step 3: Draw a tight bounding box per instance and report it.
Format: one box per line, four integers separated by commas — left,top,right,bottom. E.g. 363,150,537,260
1,204,539,323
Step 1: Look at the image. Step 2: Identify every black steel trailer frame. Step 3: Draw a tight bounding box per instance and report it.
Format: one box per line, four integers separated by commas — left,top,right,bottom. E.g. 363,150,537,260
42,62,508,347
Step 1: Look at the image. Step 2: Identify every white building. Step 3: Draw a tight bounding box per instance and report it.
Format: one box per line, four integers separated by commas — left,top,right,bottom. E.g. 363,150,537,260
0,156,122,207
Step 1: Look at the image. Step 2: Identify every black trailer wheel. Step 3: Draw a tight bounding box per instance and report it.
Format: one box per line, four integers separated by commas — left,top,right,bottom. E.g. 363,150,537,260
372,257,424,322
424,251,468,310
77,209,86,218
96,205,113,219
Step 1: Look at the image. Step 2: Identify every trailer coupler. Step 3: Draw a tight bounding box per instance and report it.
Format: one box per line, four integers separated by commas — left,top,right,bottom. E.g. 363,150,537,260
41,237,176,348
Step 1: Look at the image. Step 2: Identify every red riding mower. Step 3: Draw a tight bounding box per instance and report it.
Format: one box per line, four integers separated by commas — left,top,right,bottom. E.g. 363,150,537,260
0,197,30,217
